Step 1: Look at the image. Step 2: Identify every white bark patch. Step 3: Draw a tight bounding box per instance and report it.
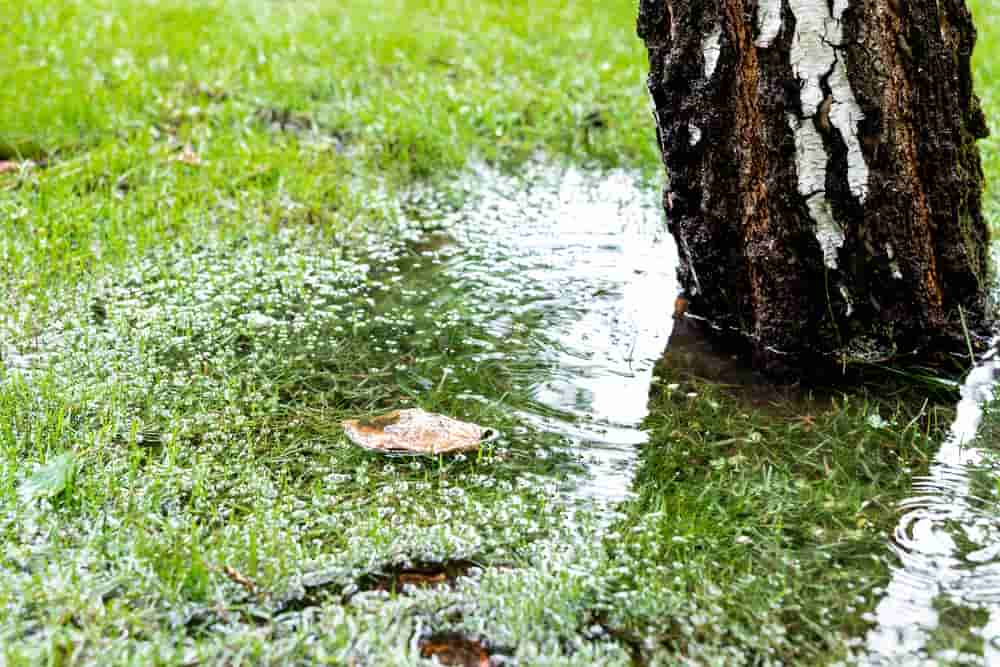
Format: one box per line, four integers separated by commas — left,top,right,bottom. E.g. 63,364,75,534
755,0,783,48
787,0,869,270
688,124,702,146
702,26,723,79
788,0,833,115
788,0,868,202
806,194,844,269
828,59,869,201
789,115,844,269
791,115,827,195
832,0,850,26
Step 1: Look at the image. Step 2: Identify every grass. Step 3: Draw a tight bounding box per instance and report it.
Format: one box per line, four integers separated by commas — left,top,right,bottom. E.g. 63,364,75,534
627,352,954,663
0,0,657,298
0,0,999,664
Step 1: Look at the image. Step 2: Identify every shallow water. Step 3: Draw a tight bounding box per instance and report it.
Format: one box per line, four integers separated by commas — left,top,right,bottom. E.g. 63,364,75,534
10,158,1000,661
864,354,1000,664
422,164,679,501
0,162,678,505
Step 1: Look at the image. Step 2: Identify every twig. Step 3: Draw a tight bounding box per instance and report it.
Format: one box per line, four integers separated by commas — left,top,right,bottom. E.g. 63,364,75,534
221,565,258,595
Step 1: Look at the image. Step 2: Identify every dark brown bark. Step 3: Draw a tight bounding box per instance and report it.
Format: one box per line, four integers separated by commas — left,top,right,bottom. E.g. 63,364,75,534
639,0,991,376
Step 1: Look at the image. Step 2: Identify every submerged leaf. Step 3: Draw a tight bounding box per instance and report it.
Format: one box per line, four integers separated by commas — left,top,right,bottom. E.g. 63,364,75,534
342,408,492,455
419,635,491,667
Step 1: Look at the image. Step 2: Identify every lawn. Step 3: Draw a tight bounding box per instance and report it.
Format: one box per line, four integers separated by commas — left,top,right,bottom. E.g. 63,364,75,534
0,0,998,664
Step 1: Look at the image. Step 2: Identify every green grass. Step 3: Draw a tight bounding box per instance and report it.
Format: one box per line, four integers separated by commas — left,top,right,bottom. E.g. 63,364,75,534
1,0,999,664
0,0,657,297
624,358,953,663
974,2,1000,226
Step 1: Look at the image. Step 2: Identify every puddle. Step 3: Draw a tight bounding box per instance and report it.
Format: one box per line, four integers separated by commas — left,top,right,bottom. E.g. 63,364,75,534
863,354,1000,664
410,163,678,501
10,150,1000,660
2,162,677,502
653,314,825,415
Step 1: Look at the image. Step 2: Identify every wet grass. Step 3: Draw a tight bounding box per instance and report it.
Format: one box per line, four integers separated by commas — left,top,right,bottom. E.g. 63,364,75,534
626,355,953,663
974,2,1000,226
1,0,1000,664
0,0,658,300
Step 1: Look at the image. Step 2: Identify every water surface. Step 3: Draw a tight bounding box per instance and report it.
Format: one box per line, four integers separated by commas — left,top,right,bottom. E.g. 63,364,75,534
865,353,1000,664
424,164,679,501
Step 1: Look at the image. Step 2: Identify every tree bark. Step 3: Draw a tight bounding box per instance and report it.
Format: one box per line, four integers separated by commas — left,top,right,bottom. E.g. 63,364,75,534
638,0,991,376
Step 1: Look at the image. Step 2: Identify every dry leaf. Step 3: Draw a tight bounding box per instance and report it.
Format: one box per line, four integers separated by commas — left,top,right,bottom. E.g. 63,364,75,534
341,408,493,455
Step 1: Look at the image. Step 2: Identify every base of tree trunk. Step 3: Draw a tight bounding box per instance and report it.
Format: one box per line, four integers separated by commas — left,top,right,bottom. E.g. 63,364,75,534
639,0,993,377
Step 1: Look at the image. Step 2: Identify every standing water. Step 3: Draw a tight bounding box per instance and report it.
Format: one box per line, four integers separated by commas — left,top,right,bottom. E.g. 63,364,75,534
865,353,1000,664
417,163,678,501
9,159,1000,660
434,165,1000,655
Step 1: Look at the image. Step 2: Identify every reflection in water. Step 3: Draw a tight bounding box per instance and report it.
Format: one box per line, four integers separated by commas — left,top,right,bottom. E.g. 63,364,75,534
655,315,823,415
434,164,678,501
865,354,1000,664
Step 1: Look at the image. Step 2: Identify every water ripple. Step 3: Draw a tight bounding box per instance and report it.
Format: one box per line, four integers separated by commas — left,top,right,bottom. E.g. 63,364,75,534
865,358,1000,665
433,163,679,502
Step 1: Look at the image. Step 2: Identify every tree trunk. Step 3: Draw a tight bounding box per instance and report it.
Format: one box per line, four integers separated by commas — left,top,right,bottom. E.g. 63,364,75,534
638,0,992,376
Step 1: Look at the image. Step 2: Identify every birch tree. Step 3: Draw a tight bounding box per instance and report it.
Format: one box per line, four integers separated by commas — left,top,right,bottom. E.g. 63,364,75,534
639,0,991,375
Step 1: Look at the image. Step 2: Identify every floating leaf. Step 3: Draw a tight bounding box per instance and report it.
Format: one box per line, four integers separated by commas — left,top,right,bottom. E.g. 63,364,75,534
342,408,495,455
19,452,77,503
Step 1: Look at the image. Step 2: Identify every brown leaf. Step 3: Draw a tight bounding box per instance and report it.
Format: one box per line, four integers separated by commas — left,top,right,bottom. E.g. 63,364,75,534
419,636,491,667
341,408,491,455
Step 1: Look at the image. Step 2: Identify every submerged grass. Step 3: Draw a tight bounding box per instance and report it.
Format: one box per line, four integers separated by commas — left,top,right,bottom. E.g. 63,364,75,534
1,0,999,664
626,356,952,663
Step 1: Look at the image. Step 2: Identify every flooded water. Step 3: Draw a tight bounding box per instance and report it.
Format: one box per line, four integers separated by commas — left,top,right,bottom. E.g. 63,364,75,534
424,164,678,501
10,158,1000,662
864,352,1000,665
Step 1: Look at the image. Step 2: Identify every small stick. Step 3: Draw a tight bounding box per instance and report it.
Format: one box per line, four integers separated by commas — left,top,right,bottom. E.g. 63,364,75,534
222,565,258,595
